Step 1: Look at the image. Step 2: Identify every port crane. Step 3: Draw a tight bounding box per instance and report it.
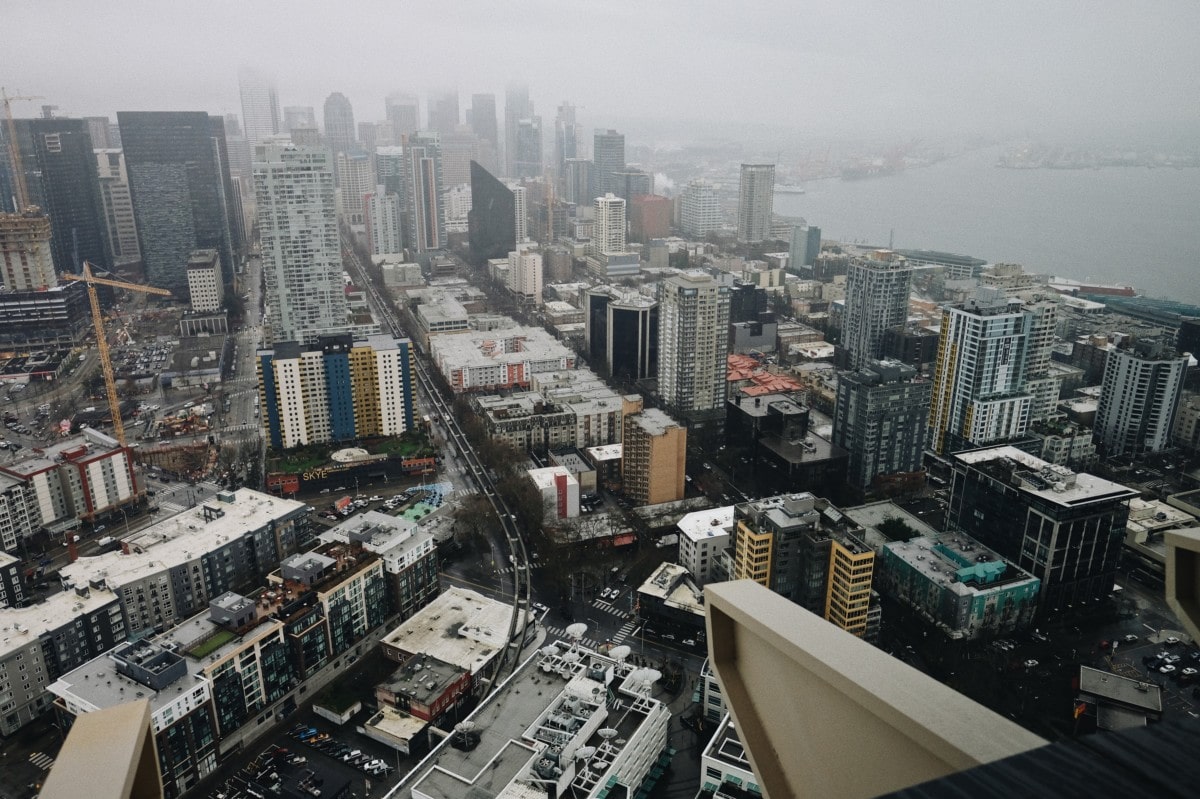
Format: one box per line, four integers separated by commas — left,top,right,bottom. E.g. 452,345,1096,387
63,262,171,445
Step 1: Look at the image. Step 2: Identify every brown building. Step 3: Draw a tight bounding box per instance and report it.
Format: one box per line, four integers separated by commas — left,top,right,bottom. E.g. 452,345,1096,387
629,194,672,244
622,408,686,504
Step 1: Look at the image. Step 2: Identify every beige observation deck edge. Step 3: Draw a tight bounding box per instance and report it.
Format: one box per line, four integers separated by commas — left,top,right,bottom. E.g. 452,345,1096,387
705,580,1047,799
40,699,163,799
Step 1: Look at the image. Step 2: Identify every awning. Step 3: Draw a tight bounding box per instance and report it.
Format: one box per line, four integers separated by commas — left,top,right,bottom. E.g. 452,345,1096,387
612,533,636,546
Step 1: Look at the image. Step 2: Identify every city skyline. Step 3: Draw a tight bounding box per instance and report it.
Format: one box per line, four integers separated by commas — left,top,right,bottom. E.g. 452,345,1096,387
5,2,1199,148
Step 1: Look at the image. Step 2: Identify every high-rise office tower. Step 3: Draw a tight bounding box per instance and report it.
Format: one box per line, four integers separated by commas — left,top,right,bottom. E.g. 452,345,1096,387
513,117,543,179
586,286,658,381
334,151,375,224
928,289,1042,455
375,146,407,199
94,149,140,269
4,118,108,273
504,83,532,178
323,92,357,162
441,127,480,187
554,102,579,172
737,163,775,243
83,116,112,149
562,158,593,205
427,90,460,135
364,185,403,256
282,106,317,133
118,111,235,294
468,93,499,171
612,169,653,203
591,193,626,256
221,113,253,181
841,251,913,371
237,67,280,146
833,359,933,490
385,92,419,141
657,271,731,424
789,223,821,272
593,129,625,196
0,210,55,291
467,161,515,265
357,121,393,151
254,142,346,345
403,132,446,253
1094,339,1187,457
681,179,721,238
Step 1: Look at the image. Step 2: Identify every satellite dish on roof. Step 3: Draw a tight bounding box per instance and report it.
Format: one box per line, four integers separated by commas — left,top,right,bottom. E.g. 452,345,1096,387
455,721,475,733
565,622,588,639
643,668,662,683
575,746,596,760
598,728,618,740
609,645,631,662
562,651,582,663
541,645,559,657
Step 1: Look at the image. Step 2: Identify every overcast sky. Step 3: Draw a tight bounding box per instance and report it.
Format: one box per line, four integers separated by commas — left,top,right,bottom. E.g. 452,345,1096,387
6,0,1199,147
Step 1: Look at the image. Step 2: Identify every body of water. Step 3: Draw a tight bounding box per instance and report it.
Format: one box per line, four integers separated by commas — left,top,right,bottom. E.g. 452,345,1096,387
773,147,1199,301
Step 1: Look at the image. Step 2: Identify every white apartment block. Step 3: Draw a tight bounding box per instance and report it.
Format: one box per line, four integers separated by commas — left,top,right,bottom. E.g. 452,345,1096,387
185,249,225,313
678,506,734,585
255,142,348,345
365,186,404,255
508,243,543,305
681,179,721,239
657,272,731,417
335,151,375,225
1095,341,1188,457
592,193,627,256
737,163,775,243
842,251,912,371
512,184,528,242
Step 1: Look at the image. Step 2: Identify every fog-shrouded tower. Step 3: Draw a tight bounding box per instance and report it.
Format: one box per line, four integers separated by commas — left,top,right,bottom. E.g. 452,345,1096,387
282,106,317,133
385,93,419,141
504,83,532,178
428,89,460,135
681,179,721,239
469,93,499,171
118,111,235,294
593,129,625,196
255,142,346,345
513,117,543,179
737,163,775,243
554,102,579,172
323,92,356,161
404,132,446,253
842,251,913,371
238,67,280,146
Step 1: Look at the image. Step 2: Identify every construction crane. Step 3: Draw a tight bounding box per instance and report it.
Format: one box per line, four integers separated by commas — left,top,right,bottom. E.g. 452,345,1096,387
63,262,171,446
1,87,44,212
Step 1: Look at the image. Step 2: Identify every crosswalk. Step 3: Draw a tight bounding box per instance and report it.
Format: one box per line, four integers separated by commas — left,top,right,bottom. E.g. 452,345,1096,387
592,599,630,618
610,620,639,645
29,751,54,770
158,500,186,515
543,624,606,650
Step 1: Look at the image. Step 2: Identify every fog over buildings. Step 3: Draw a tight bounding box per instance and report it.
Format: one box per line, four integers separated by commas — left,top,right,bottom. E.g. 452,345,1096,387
6,1,1199,146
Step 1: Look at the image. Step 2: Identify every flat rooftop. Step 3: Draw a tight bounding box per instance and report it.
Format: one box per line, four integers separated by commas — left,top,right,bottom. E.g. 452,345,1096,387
380,586,512,674
60,489,304,590
627,407,680,437
955,446,1139,508
391,642,669,799
677,506,735,542
0,585,121,656
585,444,623,462
1078,665,1162,713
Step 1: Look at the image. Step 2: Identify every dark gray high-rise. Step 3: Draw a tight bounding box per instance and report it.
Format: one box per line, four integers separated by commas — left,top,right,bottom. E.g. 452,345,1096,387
117,111,236,295
513,117,543,179
593,129,625,196
467,161,515,266
3,118,108,273
504,83,532,178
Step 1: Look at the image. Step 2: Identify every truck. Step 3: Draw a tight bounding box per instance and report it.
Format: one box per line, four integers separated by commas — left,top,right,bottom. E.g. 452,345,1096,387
333,496,353,513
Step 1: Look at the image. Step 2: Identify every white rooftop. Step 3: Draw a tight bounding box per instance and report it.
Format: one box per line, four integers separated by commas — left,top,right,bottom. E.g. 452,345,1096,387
380,586,513,674
955,446,1139,508
677,506,735,542
528,466,577,491
0,585,121,657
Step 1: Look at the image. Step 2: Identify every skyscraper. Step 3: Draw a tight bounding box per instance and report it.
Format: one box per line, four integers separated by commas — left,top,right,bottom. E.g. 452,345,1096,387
94,149,140,269
334,151,375,225
591,193,626,257
440,127,480,187
118,111,235,294
221,113,253,181
1094,339,1187,457
737,163,775,243
364,186,403,256
833,359,932,490
5,118,108,274
282,106,317,133
385,92,419,141
612,169,653,203
788,223,821,272
657,271,731,426
928,289,1040,455
427,90,460,135
554,102,579,172
562,158,594,205
469,93,499,171
513,117,543,179
681,179,721,238
254,142,346,345
237,67,280,146
504,83,532,178
323,92,356,162
467,161,515,265
841,251,913,371
593,129,625,196
404,132,446,253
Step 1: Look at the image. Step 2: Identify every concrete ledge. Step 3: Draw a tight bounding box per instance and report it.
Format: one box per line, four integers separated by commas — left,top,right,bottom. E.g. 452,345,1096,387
1166,527,1200,643
705,580,1046,799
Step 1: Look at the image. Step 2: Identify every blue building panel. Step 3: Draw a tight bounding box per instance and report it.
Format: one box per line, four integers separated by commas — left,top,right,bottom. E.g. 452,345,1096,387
323,349,356,442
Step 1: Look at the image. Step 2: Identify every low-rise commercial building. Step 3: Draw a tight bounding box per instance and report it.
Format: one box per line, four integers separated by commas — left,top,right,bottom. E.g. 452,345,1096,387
877,534,1041,639
528,465,581,520
677,506,734,585
636,561,706,638
429,326,575,392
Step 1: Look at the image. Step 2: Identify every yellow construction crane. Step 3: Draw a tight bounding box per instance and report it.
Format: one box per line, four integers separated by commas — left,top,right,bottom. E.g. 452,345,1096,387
64,262,171,446
1,87,45,212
